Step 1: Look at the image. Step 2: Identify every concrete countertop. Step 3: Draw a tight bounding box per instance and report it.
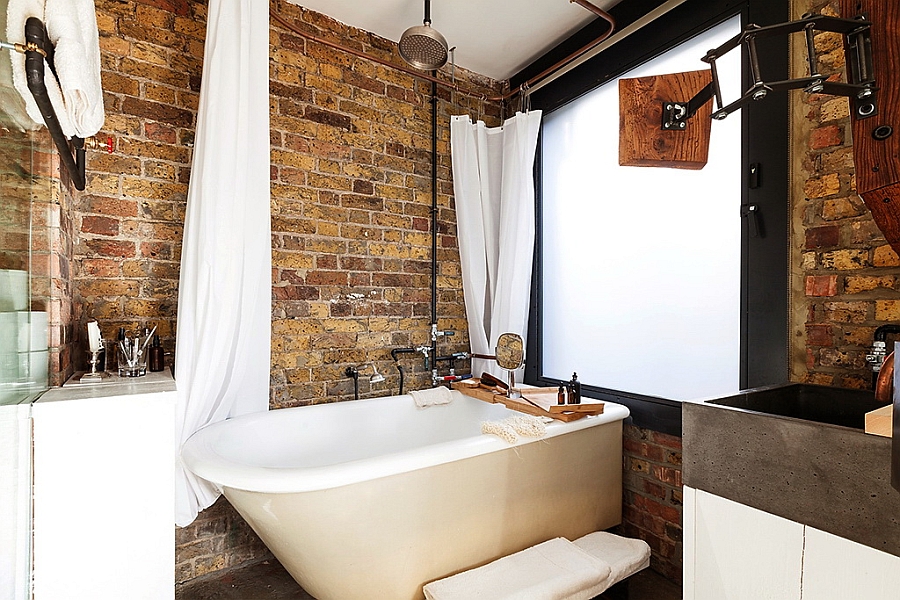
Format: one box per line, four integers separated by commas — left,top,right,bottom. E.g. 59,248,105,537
683,398,900,558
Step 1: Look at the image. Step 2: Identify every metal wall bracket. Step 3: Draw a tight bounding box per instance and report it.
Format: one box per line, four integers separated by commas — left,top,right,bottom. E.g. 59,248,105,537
661,13,877,130
23,17,86,190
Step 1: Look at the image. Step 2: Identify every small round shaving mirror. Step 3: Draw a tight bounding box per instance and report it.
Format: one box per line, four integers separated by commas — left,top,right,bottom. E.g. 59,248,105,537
495,333,524,398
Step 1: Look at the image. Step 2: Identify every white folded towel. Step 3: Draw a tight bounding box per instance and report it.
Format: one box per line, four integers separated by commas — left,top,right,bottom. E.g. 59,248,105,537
410,386,453,408
6,0,105,138
423,537,612,600
423,533,651,600
44,0,105,137
573,532,651,586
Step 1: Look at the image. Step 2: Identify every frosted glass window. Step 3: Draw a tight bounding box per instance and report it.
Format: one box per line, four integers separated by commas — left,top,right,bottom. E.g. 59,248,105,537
541,16,742,401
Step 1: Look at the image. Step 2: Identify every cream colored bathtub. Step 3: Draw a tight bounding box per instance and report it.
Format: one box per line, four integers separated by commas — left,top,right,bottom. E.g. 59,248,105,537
182,390,629,600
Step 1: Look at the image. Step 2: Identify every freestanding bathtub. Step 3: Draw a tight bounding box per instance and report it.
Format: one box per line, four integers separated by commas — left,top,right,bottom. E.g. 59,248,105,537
181,390,629,600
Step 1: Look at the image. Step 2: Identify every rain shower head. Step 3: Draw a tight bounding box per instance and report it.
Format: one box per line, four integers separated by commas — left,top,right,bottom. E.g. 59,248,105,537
399,0,448,71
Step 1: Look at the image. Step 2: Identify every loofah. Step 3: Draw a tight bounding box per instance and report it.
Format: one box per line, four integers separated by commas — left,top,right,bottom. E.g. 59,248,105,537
481,420,519,443
482,415,547,443
508,415,547,437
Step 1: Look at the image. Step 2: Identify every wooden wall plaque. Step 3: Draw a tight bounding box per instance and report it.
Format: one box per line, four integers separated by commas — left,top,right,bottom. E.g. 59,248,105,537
619,69,713,169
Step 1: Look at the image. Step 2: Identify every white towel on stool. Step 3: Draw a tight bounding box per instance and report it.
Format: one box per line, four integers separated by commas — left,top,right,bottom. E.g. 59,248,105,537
44,0,104,137
573,531,651,586
409,386,453,408
423,537,612,600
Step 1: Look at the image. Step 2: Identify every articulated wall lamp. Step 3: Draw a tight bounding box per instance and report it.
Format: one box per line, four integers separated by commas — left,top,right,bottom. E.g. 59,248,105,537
659,13,876,132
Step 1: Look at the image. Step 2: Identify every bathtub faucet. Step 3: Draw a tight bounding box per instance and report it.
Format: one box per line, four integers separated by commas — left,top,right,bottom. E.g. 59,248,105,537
391,346,426,395
345,364,385,401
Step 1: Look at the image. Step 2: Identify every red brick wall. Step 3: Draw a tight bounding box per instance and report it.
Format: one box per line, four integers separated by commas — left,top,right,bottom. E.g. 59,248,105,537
267,1,500,406
792,0,898,386
621,425,683,583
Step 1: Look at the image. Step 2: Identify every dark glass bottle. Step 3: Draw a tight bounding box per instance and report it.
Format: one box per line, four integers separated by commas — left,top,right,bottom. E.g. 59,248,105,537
569,372,581,404
148,334,164,372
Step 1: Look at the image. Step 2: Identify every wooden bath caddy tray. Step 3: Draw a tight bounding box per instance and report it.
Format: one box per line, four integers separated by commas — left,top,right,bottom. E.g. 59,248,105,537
451,379,605,422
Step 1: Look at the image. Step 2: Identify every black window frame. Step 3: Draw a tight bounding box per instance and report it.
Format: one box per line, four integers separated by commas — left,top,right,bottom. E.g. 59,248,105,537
521,0,790,435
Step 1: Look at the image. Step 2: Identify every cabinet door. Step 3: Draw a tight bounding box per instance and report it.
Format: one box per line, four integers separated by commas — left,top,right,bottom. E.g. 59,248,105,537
685,487,804,600
32,391,176,600
802,526,900,600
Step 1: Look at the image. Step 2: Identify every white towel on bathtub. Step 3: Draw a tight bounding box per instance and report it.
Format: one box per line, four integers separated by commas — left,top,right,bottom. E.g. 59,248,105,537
423,537,612,600
410,386,453,407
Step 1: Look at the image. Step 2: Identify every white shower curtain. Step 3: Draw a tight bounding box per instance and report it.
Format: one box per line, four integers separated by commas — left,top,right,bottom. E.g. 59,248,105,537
174,0,270,527
450,111,542,380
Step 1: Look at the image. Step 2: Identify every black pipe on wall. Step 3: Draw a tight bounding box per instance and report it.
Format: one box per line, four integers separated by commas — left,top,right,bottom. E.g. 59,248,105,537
430,79,438,383
24,17,86,191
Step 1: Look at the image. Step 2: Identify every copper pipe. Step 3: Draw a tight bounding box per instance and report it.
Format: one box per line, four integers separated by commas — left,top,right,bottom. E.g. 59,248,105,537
875,350,894,404
503,2,615,101
270,0,615,104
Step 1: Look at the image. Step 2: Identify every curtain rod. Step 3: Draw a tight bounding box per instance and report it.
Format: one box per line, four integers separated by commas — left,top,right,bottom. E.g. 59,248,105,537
270,0,684,104
523,0,690,96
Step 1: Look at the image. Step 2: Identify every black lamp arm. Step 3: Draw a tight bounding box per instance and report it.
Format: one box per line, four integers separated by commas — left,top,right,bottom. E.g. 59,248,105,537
662,13,876,131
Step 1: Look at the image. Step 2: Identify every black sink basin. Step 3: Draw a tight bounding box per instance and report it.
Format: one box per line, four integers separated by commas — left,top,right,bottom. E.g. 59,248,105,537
706,383,887,429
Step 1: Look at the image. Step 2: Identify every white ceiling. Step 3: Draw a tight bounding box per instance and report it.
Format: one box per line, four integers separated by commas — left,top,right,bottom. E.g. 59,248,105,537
287,0,623,81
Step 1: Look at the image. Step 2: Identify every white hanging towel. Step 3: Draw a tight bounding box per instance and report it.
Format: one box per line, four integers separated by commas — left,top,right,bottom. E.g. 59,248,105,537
6,0,105,138
44,0,105,137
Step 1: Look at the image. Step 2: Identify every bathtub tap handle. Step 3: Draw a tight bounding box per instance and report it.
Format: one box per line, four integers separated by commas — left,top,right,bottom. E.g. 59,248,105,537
416,345,432,370
431,324,455,342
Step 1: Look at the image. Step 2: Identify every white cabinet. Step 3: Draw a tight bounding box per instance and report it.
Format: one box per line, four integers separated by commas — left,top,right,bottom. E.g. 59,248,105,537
685,486,900,600
802,526,900,599
684,487,804,600
31,373,176,600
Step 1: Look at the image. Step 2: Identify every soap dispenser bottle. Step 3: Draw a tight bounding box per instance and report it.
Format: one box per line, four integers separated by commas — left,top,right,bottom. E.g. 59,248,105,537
569,372,581,404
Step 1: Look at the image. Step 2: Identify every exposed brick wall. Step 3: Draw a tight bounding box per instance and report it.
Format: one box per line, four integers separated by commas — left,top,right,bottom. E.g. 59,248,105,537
174,496,272,583
267,0,500,407
791,0,897,387
620,424,683,584
76,0,204,371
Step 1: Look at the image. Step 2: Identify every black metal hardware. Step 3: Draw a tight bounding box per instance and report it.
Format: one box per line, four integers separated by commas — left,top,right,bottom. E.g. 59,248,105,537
741,204,762,238
749,162,761,189
662,13,877,131
661,82,715,130
24,17,86,190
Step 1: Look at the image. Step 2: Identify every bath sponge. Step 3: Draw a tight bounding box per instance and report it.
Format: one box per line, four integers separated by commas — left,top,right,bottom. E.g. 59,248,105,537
481,415,546,443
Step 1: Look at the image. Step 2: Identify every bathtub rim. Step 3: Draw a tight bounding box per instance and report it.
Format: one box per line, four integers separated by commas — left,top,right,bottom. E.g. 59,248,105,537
181,392,630,494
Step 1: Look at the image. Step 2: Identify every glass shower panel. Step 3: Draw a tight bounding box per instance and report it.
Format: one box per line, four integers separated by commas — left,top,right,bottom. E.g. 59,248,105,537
0,17,52,407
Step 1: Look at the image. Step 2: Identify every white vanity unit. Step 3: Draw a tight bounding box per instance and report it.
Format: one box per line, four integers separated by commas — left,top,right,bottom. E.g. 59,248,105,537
31,371,176,600
683,384,900,600
683,487,900,599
